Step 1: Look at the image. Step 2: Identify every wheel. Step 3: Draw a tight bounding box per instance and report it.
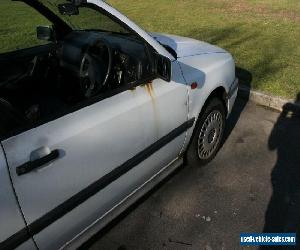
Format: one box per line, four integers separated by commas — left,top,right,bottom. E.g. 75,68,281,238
186,98,226,166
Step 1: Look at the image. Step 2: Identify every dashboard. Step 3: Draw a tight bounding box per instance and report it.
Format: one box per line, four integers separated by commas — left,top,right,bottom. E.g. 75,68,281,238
58,31,154,90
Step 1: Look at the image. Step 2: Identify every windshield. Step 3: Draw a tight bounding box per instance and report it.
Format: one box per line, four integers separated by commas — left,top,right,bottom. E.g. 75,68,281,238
40,0,130,34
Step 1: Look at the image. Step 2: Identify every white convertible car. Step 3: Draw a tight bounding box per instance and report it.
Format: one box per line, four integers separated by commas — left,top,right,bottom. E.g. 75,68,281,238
0,0,238,249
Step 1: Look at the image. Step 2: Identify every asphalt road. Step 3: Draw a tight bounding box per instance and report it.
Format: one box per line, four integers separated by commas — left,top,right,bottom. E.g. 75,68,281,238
82,97,300,250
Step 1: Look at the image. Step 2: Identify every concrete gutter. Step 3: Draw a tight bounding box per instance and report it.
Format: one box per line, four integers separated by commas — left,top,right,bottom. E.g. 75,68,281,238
238,85,300,112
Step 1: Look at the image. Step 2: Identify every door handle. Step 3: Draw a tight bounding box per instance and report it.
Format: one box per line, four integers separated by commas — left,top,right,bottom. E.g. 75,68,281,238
16,148,59,176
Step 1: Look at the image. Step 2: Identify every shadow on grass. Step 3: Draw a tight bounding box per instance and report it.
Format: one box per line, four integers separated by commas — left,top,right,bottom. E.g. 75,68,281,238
184,25,288,91
260,94,300,250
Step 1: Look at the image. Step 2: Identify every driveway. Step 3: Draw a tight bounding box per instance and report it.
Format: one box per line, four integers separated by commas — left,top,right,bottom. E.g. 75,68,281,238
81,97,300,250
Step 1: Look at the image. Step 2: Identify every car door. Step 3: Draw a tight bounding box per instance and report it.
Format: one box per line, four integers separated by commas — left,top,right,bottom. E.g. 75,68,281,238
0,2,189,250
1,90,153,250
2,74,188,250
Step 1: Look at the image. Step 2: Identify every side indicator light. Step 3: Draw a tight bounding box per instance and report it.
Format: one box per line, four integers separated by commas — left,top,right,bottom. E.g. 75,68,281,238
191,82,198,89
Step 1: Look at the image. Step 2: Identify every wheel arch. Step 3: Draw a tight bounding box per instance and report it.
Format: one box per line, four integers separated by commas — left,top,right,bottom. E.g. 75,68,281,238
194,86,228,123
183,85,228,159
205,86,228,116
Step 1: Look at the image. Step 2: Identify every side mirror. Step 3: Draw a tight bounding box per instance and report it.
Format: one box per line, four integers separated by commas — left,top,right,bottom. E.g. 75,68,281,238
58,3,79,16
37,26,54,41
156,54,172,82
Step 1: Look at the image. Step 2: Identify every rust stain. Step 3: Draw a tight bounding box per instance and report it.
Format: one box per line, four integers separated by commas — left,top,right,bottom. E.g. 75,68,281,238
141,81,160,138
142,81,155,100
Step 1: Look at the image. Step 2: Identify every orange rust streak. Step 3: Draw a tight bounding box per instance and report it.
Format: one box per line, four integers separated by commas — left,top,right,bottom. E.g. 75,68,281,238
143,81,159,137
145,81,155,100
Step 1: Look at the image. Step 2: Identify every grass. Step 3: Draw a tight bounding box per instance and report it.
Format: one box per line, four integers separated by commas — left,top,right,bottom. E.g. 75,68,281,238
0,0,299,99
107,0,300,99
0,2,50,52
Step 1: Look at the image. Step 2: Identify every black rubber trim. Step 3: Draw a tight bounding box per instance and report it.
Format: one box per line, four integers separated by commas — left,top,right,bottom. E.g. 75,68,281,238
228,78,239,98
16,149,60,176
0,118,195,250
0,228,31,250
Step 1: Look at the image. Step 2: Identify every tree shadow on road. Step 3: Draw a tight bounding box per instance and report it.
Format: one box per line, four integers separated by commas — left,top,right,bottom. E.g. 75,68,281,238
260,94,300,250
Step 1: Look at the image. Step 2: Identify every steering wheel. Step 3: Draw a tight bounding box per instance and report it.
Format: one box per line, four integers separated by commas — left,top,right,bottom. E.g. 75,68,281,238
79,39,112,98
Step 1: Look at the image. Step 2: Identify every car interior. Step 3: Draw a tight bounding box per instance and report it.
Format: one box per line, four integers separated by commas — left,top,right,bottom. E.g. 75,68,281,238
0,2,157,139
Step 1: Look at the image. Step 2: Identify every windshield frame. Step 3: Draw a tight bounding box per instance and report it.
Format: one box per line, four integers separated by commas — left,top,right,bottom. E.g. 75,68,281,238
20,0,72,38
70,2,139,38
20,0,139,39
17,0,175,60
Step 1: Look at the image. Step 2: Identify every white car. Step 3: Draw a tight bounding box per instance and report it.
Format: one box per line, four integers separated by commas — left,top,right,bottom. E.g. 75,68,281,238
0,0,238,249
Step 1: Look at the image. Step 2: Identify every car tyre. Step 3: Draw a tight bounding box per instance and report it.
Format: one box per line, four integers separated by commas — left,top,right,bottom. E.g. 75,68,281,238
186,98,226,166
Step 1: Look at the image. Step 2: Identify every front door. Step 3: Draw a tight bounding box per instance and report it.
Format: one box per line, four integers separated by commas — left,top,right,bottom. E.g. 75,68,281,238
2,90,150,249
1,1,189,249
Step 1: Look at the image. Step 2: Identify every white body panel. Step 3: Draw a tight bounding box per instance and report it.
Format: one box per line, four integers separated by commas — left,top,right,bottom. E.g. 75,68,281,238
150,32,227,58
179,53,236,150
149,33,236,151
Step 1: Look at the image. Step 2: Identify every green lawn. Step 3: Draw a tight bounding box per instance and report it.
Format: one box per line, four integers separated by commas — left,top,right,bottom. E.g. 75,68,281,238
107,0,300,99
1,0,299,99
